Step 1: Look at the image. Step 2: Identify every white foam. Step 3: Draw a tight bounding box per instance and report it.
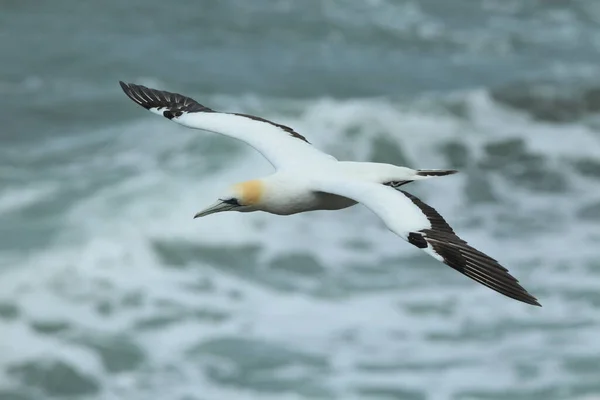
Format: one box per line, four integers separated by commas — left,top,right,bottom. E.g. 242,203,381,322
1,90,599,399
0,184,58,215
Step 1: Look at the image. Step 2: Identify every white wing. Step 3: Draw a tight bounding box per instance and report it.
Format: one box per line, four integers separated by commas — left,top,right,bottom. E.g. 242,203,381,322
313,179,540,306
119,82,336,169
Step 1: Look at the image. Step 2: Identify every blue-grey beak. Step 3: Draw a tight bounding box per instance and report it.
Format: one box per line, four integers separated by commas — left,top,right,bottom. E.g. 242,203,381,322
193,200,237,219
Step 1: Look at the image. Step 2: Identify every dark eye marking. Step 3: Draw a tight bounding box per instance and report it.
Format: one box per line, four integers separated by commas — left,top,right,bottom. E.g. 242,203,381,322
222,198,241,206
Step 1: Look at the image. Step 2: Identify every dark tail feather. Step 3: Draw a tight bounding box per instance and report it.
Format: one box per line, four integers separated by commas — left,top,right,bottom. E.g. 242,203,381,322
384,169,458,189
416,169,458,177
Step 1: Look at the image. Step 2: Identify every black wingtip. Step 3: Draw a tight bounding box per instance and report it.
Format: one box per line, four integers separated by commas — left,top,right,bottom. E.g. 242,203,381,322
423,231,541,307
401,189,540,307
119,81,135,100
118,81,213,114
119,81,153,110
518,292,541,307
528,293,542,307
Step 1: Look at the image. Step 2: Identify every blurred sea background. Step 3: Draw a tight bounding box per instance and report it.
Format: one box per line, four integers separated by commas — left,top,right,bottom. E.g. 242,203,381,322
2,1,600,399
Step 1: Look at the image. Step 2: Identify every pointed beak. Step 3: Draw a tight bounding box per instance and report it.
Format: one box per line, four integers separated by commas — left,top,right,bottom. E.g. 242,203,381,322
193,201,236,219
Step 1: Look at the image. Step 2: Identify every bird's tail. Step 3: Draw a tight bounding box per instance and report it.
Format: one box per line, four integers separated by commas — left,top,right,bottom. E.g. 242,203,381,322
384,168,457,189
415,169,458,177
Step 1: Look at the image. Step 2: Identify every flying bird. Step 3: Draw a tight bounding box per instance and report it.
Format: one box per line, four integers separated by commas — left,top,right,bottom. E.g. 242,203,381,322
119,81,540,307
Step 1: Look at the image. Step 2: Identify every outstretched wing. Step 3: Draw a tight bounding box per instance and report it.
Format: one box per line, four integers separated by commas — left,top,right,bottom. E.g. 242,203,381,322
119,82,336,169
312,180,540,306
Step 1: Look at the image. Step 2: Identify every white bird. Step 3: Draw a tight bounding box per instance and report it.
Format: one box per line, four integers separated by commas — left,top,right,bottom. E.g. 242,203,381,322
119,81,540,307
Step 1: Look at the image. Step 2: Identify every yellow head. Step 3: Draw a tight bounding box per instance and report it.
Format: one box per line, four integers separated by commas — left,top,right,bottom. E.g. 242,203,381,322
232,180,264,207
194,180,265,218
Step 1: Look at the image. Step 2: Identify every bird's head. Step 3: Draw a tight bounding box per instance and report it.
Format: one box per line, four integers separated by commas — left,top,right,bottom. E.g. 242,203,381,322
194,180,265,218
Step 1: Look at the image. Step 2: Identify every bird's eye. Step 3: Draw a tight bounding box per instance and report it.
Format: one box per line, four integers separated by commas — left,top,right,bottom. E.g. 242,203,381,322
222,198,241,206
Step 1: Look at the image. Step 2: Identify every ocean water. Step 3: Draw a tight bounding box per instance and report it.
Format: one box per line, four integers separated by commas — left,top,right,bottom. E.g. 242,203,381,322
2,1,600,399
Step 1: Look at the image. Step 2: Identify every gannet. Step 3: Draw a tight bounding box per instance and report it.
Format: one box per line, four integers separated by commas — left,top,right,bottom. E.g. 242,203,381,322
119,81,540,307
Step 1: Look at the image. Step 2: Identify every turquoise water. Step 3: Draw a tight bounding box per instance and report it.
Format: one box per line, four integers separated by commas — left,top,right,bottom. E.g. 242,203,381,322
2,1,600,399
